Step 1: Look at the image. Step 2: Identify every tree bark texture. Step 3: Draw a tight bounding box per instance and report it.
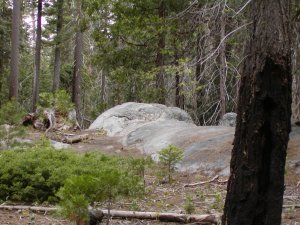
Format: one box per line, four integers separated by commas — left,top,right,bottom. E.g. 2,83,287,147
97,209,219,224
174,48,184,109
9,0,22,100
155,0,166,104
72,0,83,124
195,30,206,125
222,1,292,225
52,0,64,92
32,0,42,112
219,7,226,118
0,205,219,224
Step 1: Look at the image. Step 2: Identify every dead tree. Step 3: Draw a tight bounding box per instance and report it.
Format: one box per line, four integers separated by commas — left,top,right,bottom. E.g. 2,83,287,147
222,0,292,225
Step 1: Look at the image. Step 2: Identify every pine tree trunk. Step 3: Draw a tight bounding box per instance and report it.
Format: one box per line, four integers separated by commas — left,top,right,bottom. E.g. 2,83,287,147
174,48,184,109
219,7,226,118
52,0,64,92
195,32,205,125
222,1,292,225
101,70,106,103
155,0,166,104
32,0,42,112
72,0,83,125
9,0,22,100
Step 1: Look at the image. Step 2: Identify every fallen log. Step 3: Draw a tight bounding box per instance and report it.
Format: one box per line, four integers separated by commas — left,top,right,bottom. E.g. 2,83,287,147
0,205,57,212
97,209,220,224
62,133,89,144
184,175,219,187
283,204,300,209
0,205,220,224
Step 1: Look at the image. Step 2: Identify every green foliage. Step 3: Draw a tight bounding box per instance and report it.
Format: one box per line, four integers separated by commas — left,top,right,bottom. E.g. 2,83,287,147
0,100,26,149
210,192,224,210
39,90,74,115
57,175,96,224
184,195,195,214
57,163,143,224
158,145,184,183
0,140,142,204
0,100,25,125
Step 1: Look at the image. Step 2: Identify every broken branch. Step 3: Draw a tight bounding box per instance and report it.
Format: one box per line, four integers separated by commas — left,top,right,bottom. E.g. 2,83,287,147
184,175,219,187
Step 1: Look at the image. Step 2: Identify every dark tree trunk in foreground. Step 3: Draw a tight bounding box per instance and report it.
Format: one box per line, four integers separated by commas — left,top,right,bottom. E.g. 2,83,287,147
72,0,83,125
32,0,43,112
9,0,22,100
52,0,64,92
222,1,292,225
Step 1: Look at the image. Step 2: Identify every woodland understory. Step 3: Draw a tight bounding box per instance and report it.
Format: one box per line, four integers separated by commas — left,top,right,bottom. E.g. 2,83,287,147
2,0,300,127
1,0,300,225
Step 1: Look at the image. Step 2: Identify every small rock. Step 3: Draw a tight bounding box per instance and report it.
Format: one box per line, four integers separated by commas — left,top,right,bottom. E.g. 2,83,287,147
219,112,237,127
51,140,70,150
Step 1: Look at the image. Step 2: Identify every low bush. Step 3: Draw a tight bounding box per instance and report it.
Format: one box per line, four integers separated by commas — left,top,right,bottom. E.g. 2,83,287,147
0,139,141,204
0,100,26,149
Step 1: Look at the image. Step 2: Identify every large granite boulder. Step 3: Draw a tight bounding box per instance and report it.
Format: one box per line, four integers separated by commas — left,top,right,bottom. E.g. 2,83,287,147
89,102,234,175
89,103,300,176
89,102,193,136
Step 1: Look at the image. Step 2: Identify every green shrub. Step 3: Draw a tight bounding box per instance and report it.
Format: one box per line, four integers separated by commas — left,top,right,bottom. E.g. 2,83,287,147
0,100,26,149
39,90,74,116
158,145,184,183
57,163,143,224
0,100,25,125
184,196,195,214
0,140,141,204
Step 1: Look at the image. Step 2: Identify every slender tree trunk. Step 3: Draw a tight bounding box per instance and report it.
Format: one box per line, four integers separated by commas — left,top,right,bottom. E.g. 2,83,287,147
30,0,36,48
52,0,64,92
195,32,206,125
219,6,226,118
101,70,106,103
222,1,292,225
9,0,22,100
72,0,83,125
155,0,166,104
106,197,112,225
174,48,184,109
293,71,300,119
32,0,42,112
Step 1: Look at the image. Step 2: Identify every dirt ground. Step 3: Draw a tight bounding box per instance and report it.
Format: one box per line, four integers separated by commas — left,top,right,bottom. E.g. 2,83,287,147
0,130,299,225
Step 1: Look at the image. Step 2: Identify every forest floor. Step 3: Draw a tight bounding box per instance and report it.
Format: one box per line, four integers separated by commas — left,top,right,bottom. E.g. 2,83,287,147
0,129,299,225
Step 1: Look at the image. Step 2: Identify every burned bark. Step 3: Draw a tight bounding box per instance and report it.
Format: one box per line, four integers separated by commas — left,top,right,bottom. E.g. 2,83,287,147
222,1,292,225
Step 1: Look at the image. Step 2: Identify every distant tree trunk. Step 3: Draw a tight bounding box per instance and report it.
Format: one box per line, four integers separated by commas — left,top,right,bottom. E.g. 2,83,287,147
101,70,106,103
219,7,226,118
222,0,292,225
155,0,166,104
52,0,64,92
174,48,184,109
293,72,300,120
72,0,83,125
30,0,36,49
9,0,22,100
195,31,206,125
32,0,42,112
293,0,300,120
